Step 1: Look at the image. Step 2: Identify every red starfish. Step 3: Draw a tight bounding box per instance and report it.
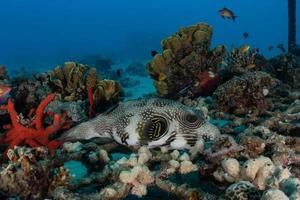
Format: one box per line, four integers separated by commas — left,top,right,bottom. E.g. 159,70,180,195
0,93,71,155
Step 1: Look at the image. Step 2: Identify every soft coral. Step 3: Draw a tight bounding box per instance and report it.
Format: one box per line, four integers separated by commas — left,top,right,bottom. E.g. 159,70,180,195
0,93,71,155
197,71,221,96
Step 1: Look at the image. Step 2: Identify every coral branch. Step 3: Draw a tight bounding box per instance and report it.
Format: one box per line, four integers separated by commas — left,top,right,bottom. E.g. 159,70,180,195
0,94,70,156
88,87,95,118
36,93,56,130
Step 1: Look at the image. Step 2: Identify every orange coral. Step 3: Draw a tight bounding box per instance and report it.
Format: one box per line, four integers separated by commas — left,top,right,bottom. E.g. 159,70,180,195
0,94,71,155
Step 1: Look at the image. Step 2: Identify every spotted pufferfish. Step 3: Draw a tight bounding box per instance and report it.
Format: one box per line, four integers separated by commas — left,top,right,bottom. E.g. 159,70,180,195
60,98,221,150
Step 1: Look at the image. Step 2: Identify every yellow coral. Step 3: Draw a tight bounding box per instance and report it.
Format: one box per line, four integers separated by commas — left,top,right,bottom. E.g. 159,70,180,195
51,61,121,112
86,67,98,89
147,22,223,98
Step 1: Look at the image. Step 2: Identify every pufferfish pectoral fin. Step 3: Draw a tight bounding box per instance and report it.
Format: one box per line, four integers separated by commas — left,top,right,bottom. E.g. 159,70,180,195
58,120,113,143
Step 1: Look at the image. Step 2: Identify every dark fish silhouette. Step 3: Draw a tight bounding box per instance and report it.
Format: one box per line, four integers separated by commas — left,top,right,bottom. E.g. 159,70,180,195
116,69,122,77
151,50,158,57
276,44,286,52
219,7,237,21
243,32,249,39
268,46,274,51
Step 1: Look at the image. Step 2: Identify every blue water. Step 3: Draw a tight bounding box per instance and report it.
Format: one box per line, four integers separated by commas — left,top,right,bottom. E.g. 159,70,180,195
0,0,298,72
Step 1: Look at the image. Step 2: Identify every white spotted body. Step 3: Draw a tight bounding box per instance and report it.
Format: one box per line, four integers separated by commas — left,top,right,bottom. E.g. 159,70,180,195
60,98,221,150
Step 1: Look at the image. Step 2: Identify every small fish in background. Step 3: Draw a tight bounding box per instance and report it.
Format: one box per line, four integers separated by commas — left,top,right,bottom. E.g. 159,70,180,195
242,32,249,39
219,7,237,21
253,48,259,54
116,69,122,77
267,46,274,51
239,44,250,54
0,85,11,104
151,50,158,57
276,44,286,53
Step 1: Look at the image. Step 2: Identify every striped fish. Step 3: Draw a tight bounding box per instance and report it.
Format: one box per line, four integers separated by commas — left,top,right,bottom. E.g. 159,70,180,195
60,98,220,150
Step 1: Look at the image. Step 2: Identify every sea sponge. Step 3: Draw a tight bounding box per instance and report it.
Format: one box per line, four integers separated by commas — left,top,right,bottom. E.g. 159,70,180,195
213,158,240,183
119,165,154,197
137,147,152,164
240,156,273,181
179,160,198,174
147,22,226,99
221,158,240,179
253,161,275,190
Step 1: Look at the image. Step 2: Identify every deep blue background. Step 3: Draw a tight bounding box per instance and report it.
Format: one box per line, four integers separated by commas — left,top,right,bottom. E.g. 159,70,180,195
0,0,298,72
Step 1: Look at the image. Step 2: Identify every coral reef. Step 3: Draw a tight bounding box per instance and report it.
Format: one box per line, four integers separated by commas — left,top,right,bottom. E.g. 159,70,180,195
0,94,71,155
51,61,122,114
147,23,226,98
46,99,88,123
10,72,52,115
215,156,300,199
225,181,261,200
224,46,268,77
0,146,70,199
269,53,300,89
213,71,278,114
52,144,216,200
0,65,9,84
1,21,300,200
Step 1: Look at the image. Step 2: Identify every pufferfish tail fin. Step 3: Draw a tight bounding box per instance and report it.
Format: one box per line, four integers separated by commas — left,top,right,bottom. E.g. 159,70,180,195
58,114,113,143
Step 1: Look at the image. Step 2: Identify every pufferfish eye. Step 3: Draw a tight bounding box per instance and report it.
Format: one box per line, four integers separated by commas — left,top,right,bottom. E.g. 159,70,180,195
185,113,198,123
144,116,168,141
178,111,204,128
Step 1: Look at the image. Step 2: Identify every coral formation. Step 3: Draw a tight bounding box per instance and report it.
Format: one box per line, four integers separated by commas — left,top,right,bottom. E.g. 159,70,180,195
51,144,215,200
0,94,70,155
51,61,122,114
224,46,268,77
147,23,226,98
0,146,70,199
46,99,88,123
261,189,289,200
10,72,52,115
1,21,300,200
269,53,300,89
213,71,278,114
225,181,261,200
216,156,300,199
0,65,9,84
